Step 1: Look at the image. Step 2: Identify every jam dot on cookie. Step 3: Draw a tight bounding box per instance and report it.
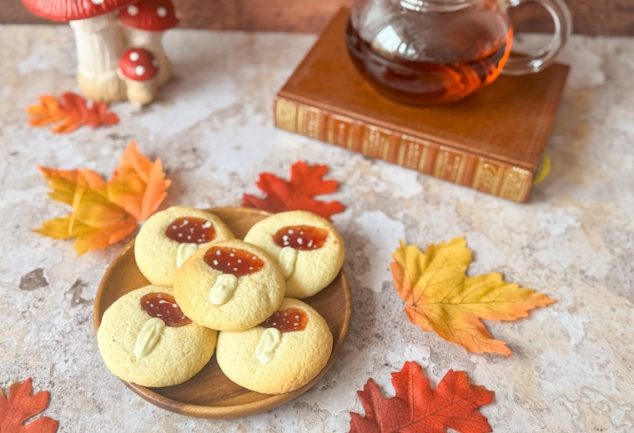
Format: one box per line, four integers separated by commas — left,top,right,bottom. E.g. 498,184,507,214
273,225,328,251
165,217,216,244
261,308,308,333
140,292,192,327
204,246,264,277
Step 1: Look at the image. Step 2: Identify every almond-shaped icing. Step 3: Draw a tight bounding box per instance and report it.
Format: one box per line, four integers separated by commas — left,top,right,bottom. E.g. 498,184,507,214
255,327,282,364
209,273,238,305
133,317,165,359
176,242,198,268
278,246,298,278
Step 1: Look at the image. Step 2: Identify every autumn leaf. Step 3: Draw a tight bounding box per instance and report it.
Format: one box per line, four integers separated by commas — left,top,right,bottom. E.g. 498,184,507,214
27,92,118,134
391,237,556,356
34,142,170,255
242,161,345,220
108,142,170,221
349,361,494,433
0,378,59,433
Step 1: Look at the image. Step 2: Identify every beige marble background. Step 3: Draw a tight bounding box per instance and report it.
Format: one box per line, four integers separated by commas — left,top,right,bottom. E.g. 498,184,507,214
0,25,632,433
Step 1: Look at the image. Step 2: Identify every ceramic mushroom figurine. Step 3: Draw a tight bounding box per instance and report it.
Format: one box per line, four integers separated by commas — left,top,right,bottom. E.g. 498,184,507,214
119,0,179,87
118,48,159,107
21,0,135,102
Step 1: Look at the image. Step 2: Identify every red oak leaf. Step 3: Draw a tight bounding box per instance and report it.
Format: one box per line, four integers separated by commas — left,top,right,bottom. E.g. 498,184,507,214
349,361,494,433
242,161,345,220
0,378,59,433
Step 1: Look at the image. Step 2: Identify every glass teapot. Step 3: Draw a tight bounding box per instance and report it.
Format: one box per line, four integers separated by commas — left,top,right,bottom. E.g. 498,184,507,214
346,0,572,104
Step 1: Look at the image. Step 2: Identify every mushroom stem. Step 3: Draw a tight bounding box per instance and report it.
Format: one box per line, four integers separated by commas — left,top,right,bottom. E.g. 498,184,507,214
123,78,158,107
124,27,172,87
70,12,127,101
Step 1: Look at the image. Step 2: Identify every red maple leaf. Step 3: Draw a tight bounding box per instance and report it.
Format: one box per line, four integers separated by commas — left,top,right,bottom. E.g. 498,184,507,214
0,378,59,433
242,161,345,220
349,362,494,433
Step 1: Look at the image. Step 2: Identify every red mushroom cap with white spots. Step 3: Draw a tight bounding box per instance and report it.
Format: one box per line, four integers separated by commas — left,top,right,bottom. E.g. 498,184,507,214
21,0,136,22
119,0,179,31
119,48,159,81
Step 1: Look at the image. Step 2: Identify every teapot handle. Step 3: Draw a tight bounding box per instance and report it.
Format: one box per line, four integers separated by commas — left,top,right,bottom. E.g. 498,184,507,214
501,0,572,75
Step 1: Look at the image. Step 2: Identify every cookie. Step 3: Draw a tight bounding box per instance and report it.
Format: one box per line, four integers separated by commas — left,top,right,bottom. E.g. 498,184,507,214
216,298,332,394
243,211,345,298
97,285,216,387
173,239,286,331
135,206,234,286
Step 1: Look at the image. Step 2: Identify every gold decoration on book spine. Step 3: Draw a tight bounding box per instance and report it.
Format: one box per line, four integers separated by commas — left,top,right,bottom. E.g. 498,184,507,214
433,149,447,179
275,98,298,132
417,143,430,172
473,160,504,195
273,97,535,202
327,114,356,148
362,125,392,159
499,168,532,202
297,105,322,138
434,149,465,183
399,135,429,170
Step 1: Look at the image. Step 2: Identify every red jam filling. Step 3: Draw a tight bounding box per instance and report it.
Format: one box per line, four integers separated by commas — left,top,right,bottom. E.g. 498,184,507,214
165,217,216,244
203,246,264,277
273,225,328,251
140,292,192,327
261,308,308,333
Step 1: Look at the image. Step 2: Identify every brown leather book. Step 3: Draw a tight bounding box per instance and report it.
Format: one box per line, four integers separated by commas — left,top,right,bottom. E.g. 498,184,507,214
274,8,569,202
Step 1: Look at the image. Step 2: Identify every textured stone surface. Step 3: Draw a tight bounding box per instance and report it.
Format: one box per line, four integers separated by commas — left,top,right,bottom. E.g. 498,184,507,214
0,25,633,433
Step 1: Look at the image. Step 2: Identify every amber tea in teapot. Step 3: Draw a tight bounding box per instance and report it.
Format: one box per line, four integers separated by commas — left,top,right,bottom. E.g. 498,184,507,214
346,0,571,105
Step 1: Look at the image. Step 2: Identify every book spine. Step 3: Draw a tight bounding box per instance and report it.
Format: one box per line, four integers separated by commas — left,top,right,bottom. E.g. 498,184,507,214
274,97,533,202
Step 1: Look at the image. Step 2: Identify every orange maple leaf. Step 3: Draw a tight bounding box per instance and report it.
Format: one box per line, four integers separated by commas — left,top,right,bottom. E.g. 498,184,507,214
391,237,555,356
34,142,171,255
0,378,59,433
108,143,169,221
27,92,119,134
349,361,494,433
242,161,345,220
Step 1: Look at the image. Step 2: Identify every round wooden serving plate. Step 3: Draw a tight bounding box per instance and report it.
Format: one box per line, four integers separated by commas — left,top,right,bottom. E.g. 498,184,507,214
93,207,352,419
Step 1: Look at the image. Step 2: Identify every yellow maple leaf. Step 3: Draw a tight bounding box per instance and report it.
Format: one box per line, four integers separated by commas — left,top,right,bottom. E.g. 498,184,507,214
34,142,170,255
391,237,555,356
37,167,106,205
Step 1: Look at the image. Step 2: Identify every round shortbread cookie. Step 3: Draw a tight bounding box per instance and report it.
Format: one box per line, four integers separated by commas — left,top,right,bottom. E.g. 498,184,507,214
135,207,234,286
216,298,333,394
243,211,345,298
173,239,285,332
97,285,217,387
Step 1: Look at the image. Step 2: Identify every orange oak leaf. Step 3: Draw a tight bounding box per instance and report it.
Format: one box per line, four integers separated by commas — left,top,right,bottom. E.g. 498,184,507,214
349,361,494,433
391,237,556,356
0,378,59,433
27,92,119,134
242,161,345,220
34,142,170,255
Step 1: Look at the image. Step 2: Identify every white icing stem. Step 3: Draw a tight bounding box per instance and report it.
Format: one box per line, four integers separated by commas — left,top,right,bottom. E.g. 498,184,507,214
278,247,298,278
69,12,127,101
176,243,198,268
209,274,238,305
255,328,282,364
134,317,165,360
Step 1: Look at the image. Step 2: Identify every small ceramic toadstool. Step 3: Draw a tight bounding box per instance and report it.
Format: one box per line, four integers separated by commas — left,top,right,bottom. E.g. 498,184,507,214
119,0,179,87
118,48,159,107
21,0,135,102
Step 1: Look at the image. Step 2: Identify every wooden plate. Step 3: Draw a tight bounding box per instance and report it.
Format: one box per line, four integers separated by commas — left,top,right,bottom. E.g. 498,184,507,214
93,207,352,418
